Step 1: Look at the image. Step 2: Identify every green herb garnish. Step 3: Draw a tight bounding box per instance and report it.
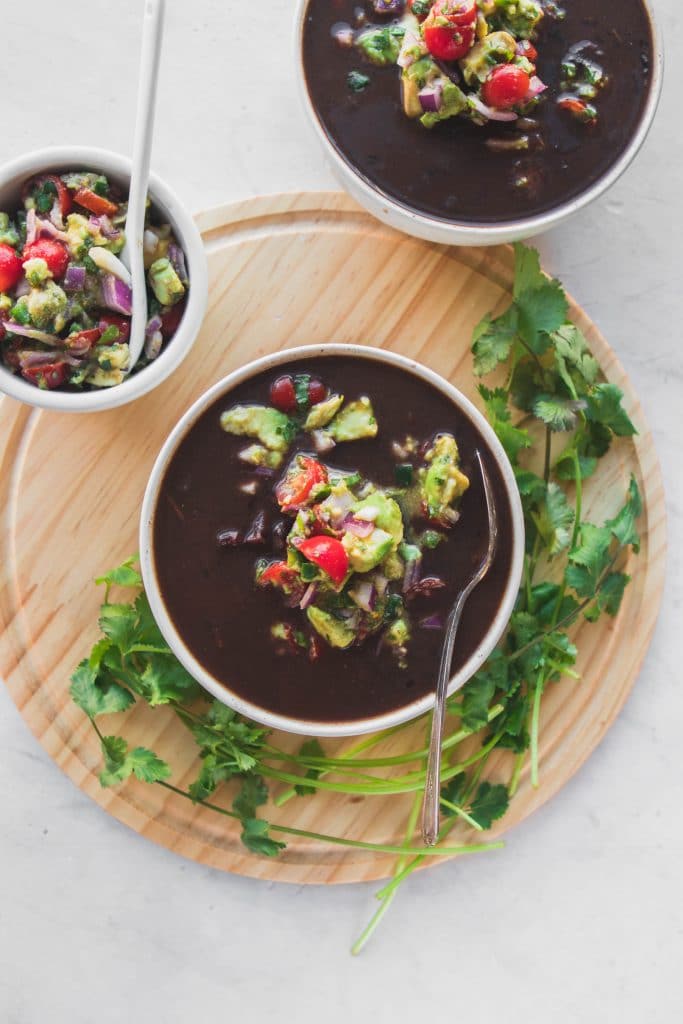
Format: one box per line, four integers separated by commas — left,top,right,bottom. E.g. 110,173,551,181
70,245,641,955
347,70,371,93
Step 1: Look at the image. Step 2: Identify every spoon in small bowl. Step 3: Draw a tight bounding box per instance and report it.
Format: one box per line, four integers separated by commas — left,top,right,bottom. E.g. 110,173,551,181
421,450,499,847
121,0,166,372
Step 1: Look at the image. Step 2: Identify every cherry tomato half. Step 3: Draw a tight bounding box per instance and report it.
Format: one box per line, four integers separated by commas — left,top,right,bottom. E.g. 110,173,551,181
307,379,327,405
275,456,328,510
298,536,349,586
21,361,69,389
0,243,23,292
433,0,477,27
98,313,132,345
22,239,70,280
72,187,119,217
269,374,297,413
516,39,538,64
423,23,474,61
65,328,102,354
258,561,300,590
481,64,531,109
159,299,185,340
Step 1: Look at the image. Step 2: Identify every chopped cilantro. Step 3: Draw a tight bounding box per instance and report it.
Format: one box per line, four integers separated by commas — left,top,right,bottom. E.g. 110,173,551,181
348,70,371,93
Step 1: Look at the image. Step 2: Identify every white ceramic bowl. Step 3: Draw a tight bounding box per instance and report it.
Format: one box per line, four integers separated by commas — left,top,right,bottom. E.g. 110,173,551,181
0,146,208,412
294,0,664,246
140,344,525,737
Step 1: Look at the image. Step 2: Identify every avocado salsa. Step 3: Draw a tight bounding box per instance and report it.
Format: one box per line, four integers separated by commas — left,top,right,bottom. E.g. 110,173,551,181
153,356,514,724
303,0,654,223
0,170,189,391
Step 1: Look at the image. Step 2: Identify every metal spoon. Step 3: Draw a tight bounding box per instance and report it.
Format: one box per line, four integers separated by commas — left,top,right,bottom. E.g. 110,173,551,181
122,0,166,372
421,450,499,846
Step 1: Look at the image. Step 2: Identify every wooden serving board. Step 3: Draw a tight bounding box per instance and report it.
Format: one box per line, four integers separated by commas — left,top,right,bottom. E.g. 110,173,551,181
0,193,666,885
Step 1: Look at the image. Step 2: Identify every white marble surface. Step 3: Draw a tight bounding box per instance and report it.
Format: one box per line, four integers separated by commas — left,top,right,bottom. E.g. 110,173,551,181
1,1,681,1020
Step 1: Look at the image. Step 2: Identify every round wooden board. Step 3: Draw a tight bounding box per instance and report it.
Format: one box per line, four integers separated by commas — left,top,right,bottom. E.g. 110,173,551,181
0,192,666,885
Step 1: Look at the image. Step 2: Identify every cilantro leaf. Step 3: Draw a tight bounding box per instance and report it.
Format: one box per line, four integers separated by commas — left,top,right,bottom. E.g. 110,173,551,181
95,557,142,590
240,818,285,857
532,393,584,432
478,385,531,464
586,383,637,437
440,773,467,812
98,603,138,649
460,651,508,730
469,782,509,829
552,324,598,389
584,572,630,621
99,736,170,787
138,656,201,706
606,475,642,552
233,774,269,819
555,420,612,481
531,482,574,555
70,659,135,718
512,242,545,298
565,523,613,597
472,307,518,376
516,281,567,353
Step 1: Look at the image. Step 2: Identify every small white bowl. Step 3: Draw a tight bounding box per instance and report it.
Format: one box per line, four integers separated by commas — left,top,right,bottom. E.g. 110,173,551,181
294,0,664,247
140,344,525,737
0,146,208,412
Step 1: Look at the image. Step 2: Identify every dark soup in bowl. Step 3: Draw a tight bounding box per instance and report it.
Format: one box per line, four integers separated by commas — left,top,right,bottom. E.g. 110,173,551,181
149,352,521,730
301,0,655,224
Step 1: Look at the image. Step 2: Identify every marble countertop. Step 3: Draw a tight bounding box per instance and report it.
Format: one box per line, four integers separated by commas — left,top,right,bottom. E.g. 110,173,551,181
1,1,680,1020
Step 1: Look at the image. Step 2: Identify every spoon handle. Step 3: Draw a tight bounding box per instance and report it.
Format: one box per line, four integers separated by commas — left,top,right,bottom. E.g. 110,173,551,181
126,0,166,368
421,451,499,846
421,596,467,846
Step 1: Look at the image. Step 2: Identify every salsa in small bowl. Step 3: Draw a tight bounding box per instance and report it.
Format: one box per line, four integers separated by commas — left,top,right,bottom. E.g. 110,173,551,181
0,147,207,412
140,345,524,737
297,0,662,245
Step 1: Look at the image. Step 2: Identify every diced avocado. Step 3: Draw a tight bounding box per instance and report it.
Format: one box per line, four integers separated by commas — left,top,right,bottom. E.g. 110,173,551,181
356,25,405,66
487,0,543,39
26,281,67,331
0,212,19,248
422,433,470,521
64,212,108,257
460,31,517,86
342,527,394,573
328,397,378,442
420,80,468,129
10,295,30,324
381,549,405,581
87,366,125,388
304,393,344,430
95,343,130,371
385,617,410,648
238,443,284,470
402,56,440,119
353,492,404,547
220,404,297,452
307,607,355,649
0,293,13,314
148,257,185,307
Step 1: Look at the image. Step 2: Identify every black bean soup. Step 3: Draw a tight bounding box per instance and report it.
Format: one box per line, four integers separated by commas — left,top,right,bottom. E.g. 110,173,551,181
302,0,654,223
154,357,514,724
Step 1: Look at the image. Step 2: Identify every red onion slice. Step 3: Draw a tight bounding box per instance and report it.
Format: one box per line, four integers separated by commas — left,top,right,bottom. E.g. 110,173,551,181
63,265,87,292
349,580,375,612
299,582,319,610
6,322,60,345
526,76,547,99
25,208,38,246
470,94,518,122
420,614,444,630
342,515,375,538
419,84,443,114
101,274,133,315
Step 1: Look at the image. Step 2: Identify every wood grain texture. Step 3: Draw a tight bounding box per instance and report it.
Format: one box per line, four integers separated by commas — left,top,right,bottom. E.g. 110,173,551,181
0,192,666,884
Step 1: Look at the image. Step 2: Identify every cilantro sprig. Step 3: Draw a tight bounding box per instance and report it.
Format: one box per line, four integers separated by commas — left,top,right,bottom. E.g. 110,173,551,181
70,245,642,953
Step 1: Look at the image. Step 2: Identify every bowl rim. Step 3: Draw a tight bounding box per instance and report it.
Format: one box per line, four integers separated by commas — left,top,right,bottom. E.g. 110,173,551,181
0,145,208,413
139,343,526,737
294,0,664,243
